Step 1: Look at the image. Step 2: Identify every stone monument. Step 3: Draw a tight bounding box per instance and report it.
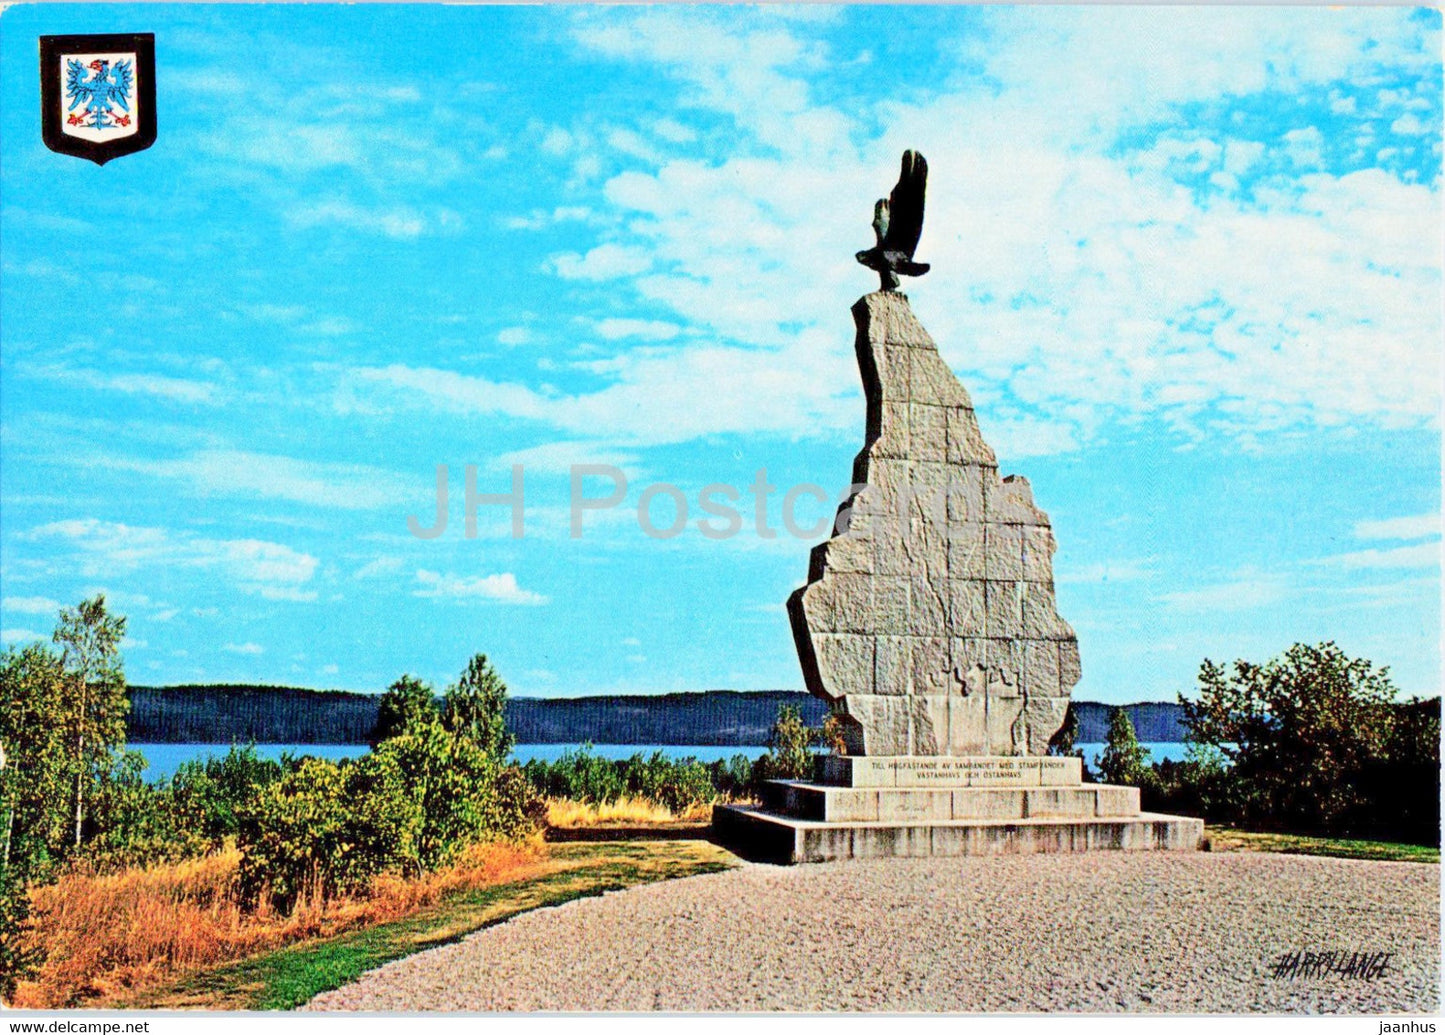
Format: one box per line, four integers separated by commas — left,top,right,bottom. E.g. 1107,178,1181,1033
713,152,1203,863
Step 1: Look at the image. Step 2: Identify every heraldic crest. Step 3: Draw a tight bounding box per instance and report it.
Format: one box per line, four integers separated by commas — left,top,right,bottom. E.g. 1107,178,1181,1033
40,33,157,165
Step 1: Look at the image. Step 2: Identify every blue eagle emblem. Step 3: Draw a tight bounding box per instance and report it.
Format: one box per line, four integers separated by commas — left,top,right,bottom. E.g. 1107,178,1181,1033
64,57,135,132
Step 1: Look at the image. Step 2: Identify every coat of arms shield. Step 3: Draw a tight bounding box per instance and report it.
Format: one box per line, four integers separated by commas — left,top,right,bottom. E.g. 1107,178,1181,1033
40,33,156,165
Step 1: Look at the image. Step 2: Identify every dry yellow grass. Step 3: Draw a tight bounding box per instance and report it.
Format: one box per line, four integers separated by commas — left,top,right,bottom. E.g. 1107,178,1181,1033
544,796,711,827
11,837,548,1009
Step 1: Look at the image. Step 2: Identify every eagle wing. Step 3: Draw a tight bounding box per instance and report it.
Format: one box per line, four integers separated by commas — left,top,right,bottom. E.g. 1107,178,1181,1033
881,150,927,259
107,61,133,110
65,59,93,104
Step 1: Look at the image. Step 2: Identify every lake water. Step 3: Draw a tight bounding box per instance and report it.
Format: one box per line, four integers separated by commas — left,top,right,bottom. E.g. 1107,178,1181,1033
131,741,1191,782
1075,742,1189,769
129,742,773,781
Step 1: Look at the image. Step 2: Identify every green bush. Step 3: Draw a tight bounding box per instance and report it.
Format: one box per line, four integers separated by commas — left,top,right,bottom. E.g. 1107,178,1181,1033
238,726,543,914
707,754,756,800
237,757,362,912
1181,642,1401,836
169,744,284,850
622,752,715,814
522,746,719,814
1154,643,1441,845
84,751,204,871
1098,708,1157,793
373,720,542,870
523,744,626,804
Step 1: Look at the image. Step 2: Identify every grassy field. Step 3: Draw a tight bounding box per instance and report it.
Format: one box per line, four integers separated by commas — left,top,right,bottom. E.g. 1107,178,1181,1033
1206,825,1439,863
104,839,735,1010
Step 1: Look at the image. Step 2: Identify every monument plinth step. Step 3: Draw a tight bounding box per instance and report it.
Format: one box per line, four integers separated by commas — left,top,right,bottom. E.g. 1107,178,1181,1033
816,754,1082,789
763,779,1139,824
712,804,1204,865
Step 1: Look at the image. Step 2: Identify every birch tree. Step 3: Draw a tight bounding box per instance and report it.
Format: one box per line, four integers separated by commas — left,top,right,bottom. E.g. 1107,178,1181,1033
53,596,127,849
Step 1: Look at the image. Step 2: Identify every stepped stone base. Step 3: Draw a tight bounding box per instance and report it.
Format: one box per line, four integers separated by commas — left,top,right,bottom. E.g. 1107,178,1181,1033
712,804,1204,865
711,754,1203,865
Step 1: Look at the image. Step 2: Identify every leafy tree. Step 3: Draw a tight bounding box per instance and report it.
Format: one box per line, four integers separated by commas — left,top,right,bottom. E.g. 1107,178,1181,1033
1046,701,1095,783
54,596,127,849
372,674,439,745
1180,641,1398,835
1098,707,1152,787
443,654,514,762
0,642,67,997
0,642,71,882
753,704,817,785
1349,696,1440,844
819,708,849,756
1047,700,1080,756
169,744,284,849
85,751,200,871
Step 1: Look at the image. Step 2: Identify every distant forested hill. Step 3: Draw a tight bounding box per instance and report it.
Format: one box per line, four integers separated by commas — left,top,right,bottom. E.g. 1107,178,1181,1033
507,690,831,745
127,685,380,744
1072,701,1186,742
126,684,1188,746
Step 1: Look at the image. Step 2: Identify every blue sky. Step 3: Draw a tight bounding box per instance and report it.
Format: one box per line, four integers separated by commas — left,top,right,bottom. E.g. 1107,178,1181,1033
1,4,1439,705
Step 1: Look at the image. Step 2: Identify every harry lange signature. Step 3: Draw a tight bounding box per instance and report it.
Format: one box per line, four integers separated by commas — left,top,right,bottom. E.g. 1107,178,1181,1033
1270,948,1392,982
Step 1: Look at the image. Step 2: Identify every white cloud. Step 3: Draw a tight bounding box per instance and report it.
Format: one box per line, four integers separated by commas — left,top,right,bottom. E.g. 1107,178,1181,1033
353,556,404,579
1391,113,1428,136
413,569,549,605
1,629,44,644
223,642,265,655
255,586,320,602
25,519,319,599
548,243,652,280
1328,541,1440,570
1281,126,1325,168
540,127,575,156
1,596,60,615
536,7,1442,459
497,326,532,346
493,441,640,475
108,449,408,510
286,199,460,239
22,365,220,404
1159,573,1288,611
1354,513,1441,541
350,325,856,447
595,318,681,341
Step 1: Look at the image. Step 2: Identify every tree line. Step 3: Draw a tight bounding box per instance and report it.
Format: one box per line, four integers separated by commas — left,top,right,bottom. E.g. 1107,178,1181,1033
126,684,836,746
1052,642,1440,846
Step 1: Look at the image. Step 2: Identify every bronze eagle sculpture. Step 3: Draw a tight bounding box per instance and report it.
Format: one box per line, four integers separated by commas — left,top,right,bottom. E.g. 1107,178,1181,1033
856,150,930,291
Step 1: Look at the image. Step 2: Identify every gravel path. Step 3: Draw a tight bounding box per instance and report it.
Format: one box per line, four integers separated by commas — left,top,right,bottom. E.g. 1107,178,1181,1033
307,852,1439,1013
